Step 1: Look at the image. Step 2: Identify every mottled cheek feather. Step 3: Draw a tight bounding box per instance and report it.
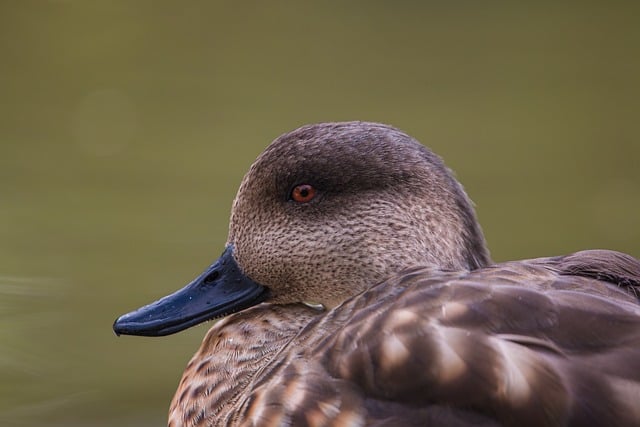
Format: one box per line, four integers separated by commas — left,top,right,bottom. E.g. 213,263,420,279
230,184,484,308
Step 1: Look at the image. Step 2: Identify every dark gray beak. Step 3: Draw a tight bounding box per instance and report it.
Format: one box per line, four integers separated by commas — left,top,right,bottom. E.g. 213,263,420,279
113,246,268,337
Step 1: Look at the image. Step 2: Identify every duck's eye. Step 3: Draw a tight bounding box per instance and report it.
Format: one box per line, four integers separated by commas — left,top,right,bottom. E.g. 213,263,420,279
290,184,316,203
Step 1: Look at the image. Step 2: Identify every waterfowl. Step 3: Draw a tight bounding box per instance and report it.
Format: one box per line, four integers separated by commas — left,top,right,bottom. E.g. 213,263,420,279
113,122,640,427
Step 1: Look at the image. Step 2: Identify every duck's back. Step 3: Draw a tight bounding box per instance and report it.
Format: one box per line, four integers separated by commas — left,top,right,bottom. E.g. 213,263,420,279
170,250,640,427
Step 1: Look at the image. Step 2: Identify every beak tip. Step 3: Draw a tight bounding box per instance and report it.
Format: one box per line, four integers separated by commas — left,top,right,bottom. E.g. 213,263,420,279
112,321,121,336
113,314,131,336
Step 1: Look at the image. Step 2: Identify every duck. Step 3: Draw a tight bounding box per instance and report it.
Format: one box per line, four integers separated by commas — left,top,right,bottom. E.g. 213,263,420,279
113,121,640,427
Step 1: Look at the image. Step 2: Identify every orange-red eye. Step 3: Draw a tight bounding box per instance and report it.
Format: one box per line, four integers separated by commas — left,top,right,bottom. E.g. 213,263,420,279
291,184,316,203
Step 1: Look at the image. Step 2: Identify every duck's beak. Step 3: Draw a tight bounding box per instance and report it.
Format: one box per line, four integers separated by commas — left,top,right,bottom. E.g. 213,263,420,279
112,245,269,337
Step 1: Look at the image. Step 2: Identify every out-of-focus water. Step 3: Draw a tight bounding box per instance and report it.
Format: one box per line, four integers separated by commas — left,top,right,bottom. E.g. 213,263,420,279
1,2,638,425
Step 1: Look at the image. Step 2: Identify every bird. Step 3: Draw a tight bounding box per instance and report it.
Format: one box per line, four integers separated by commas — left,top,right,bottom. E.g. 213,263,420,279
113,121,640,427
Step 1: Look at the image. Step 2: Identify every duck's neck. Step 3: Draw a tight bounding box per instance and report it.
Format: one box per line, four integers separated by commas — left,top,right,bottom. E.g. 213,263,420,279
168,303,319,426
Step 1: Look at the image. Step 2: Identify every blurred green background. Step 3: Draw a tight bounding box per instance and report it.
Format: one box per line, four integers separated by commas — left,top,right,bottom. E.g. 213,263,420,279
1,1,638,426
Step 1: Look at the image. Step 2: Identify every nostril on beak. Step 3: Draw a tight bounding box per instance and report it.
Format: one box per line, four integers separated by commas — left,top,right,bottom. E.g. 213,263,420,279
203,270,220,284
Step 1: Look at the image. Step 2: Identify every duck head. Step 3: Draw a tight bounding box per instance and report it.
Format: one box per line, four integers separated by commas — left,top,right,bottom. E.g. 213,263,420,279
113,122,490,336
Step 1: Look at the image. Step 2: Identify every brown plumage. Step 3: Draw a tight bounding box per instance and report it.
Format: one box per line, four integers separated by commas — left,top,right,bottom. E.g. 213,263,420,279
113,122,640,427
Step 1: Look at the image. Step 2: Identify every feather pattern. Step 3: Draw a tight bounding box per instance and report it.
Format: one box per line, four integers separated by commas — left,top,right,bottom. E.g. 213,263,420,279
169,251,640,427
